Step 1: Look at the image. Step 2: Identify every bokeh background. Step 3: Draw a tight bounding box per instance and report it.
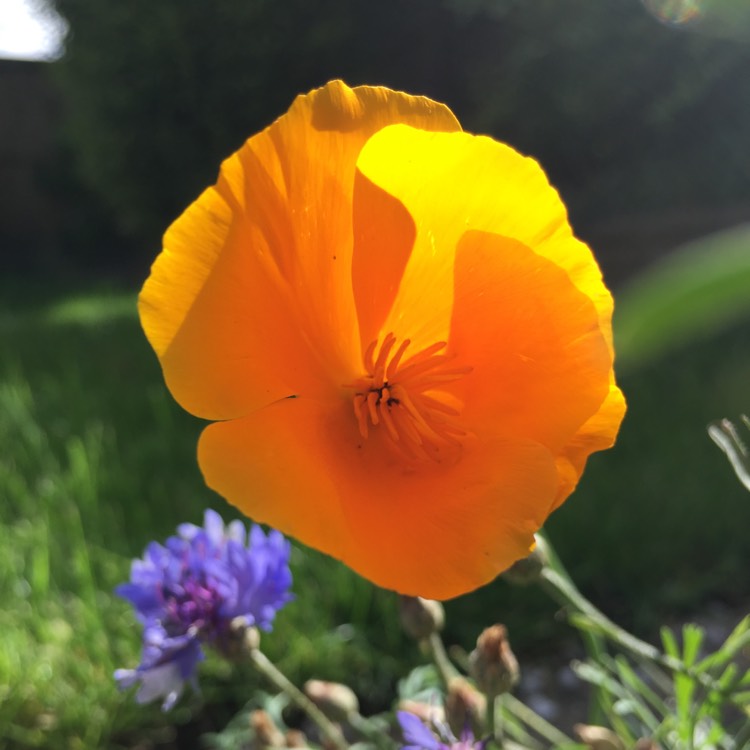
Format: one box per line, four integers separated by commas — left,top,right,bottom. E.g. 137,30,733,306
2,0,749,747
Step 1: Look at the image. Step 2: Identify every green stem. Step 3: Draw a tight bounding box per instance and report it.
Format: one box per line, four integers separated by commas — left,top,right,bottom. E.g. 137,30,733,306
347,711,393,750
503,694,573,747
426,631,459,690
733,718,750,748
535,536,736,700
540,566,662,661
486,694,498,746
248,647,348,750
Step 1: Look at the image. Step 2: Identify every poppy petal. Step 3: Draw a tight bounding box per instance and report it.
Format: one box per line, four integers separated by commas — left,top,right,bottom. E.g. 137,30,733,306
351,170,417,350
140,82,460,420
140,185,337,420
448,230,612,453
355,125,613,354
552,382,627,509
198,396,559,600
143,83,625,599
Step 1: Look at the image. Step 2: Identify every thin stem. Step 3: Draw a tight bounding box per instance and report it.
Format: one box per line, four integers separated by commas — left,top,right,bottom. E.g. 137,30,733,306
503,694,573,747
426,631,459,690
347,711,393,750
536,536,737,701
540,567,662,662
486,694,498,746
734,719,750,748
248,647,348,750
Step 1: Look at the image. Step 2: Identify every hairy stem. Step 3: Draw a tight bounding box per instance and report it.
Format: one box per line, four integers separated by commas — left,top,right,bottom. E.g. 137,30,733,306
248,646,348,750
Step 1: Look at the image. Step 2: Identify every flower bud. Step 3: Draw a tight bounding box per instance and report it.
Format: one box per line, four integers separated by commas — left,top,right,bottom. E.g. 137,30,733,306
502,541,547,585
444,677,486,738
250,709,285,748
399,596,445,640
303,679,359,722
574,724,626,750
285,729,308,748
634,740,661,750
219,619,261,659
468,625,519,697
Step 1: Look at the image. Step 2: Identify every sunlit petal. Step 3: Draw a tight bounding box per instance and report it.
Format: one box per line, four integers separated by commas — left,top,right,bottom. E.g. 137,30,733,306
355,125,613,352
552,383,627,509
448,230,612,452
140,82,460,419
199,396,559,599
142,82,625,598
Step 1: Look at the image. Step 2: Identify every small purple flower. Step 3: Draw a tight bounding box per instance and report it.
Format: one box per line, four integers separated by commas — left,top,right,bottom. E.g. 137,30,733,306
397,711,487,750
115,510,293,709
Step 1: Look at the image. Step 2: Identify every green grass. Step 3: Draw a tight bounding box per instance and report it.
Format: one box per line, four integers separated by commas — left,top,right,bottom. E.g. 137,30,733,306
1,271,749,749
0,285,409,749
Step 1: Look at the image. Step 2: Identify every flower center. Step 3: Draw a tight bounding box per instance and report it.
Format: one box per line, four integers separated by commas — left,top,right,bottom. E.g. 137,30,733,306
161,572,222,637
348,333,471,462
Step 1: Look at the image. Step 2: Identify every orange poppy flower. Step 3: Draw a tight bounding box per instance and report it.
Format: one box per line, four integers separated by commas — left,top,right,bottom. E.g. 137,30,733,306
140,80,625,600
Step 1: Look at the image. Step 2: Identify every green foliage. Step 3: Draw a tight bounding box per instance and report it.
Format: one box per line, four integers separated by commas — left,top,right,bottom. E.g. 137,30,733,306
709,415,750,492
539,219,750,631
48,0,481,265
45,0,750,271
570,618,750,747
615,223,750,371
2,249,749,746
0,284,412,748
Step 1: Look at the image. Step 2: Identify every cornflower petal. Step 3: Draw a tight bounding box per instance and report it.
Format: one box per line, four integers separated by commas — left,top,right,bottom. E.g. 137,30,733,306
397,711,486,750
115,511,292,709
397,711,446,750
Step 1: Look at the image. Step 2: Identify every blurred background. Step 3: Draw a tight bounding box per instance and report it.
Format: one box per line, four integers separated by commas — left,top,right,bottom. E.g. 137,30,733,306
1,0,749,747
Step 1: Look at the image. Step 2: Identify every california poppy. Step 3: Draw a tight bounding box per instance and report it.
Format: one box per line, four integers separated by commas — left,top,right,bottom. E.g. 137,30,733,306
140,80,625,600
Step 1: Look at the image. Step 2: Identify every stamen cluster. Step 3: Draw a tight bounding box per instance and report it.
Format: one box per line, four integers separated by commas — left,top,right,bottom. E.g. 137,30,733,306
349,333,471,461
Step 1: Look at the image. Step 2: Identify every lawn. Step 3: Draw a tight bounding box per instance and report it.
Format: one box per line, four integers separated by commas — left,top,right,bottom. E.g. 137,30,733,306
1,248,749,748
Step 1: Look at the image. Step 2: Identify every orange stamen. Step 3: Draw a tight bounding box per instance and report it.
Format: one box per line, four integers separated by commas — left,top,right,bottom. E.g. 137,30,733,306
347,333,472,461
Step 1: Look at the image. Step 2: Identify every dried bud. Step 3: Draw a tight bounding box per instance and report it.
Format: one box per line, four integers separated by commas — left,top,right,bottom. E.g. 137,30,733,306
243,625,261,652
250,709,285,748
502,541,547,585
444,677,486,738
397,700,445,725
399,596,445,640
634,740,661,750
303,679,359,722
574,724,626,750
468,625,519,697
285,729,308,748
219,619,261,659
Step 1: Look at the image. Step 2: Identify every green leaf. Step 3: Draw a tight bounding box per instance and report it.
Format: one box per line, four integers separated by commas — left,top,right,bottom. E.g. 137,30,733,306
568,612,609,637
708,416,750,493
681,623,705,668
661,627,680,659
614,656,669,717
716,663,739,692
397,665,440,701
674,670,695,737
614,223,750,371
696,616,750,672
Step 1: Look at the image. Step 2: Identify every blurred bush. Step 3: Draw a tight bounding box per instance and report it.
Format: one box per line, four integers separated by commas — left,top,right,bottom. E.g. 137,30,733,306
43,0,750,276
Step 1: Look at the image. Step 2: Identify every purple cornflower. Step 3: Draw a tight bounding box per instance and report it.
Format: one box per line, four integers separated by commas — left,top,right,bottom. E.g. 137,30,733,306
115,509,293,710
397,711,487,750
